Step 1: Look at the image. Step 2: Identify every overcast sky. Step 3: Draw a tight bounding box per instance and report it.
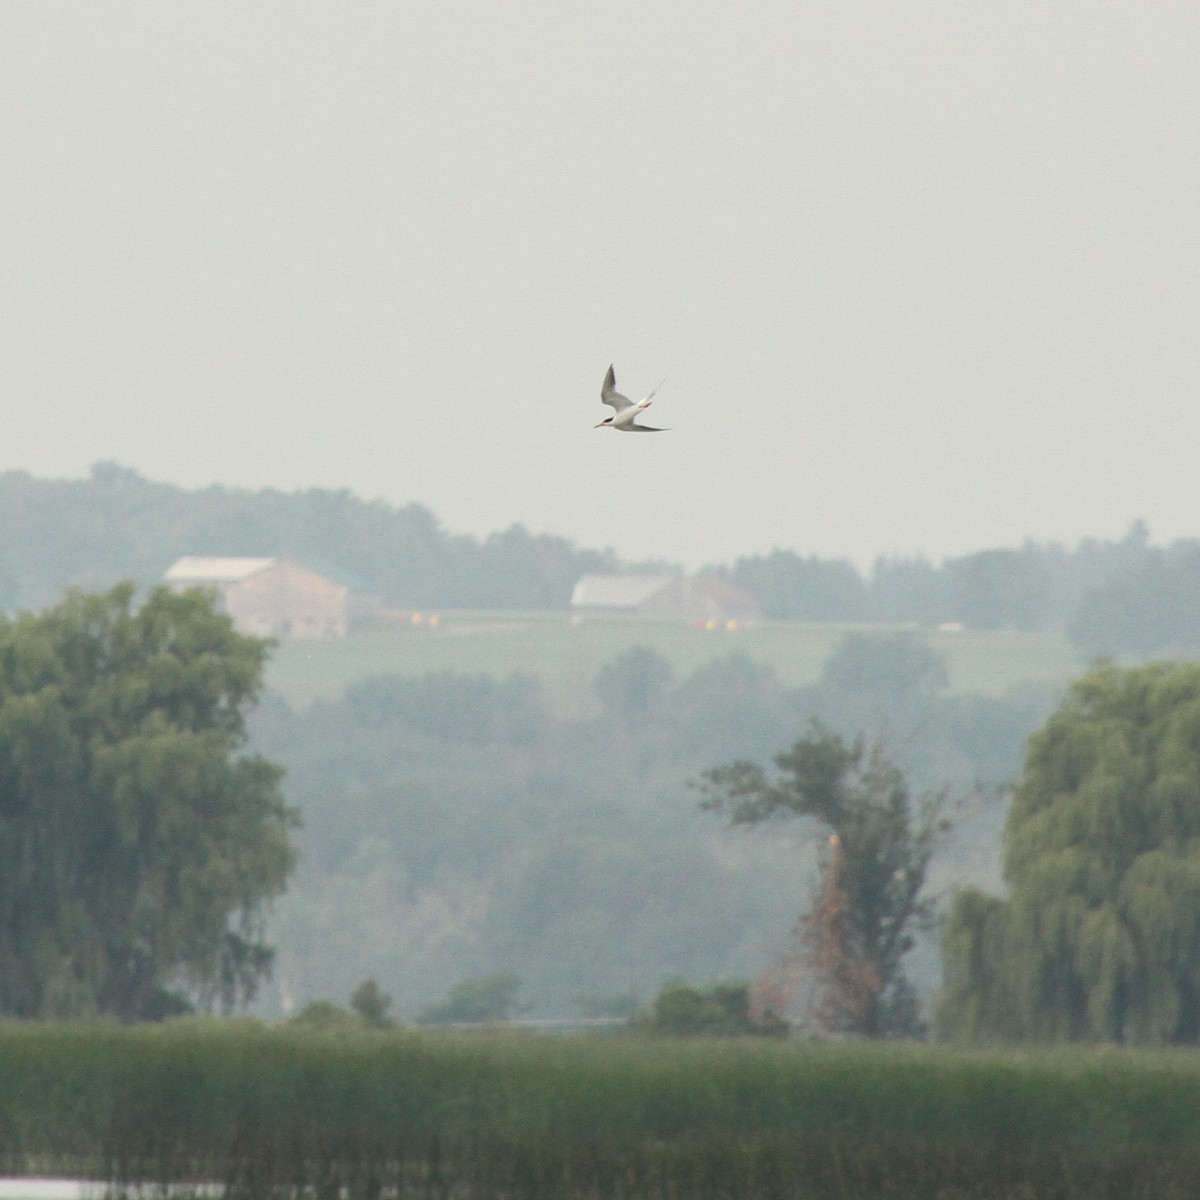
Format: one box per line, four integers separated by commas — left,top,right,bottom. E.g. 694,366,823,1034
2,3,1196,568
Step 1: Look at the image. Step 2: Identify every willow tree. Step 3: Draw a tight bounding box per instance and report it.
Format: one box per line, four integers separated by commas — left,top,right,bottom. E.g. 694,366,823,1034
0,583,297,1020
940,661,1200,1045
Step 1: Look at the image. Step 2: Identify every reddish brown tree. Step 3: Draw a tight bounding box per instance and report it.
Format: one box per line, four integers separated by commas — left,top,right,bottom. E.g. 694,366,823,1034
701,724,947,1038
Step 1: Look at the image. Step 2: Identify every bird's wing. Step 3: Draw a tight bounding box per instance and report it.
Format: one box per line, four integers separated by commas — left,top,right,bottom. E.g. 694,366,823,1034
622,422,668,432
601,365,634,411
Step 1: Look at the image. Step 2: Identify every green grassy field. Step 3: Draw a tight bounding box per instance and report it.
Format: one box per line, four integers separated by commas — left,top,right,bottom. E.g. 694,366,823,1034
3,1021,1200,1198
265,613,1085,709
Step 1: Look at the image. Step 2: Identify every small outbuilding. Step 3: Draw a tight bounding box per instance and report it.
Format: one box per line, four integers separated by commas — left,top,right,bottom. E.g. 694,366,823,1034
571,573,759,623
164,556,348,640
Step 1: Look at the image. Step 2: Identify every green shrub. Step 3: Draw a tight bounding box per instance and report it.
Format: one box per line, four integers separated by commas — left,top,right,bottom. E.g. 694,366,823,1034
416,971,527,1025
638,980,784,1037
290,999,357,1030
349,978,394,1028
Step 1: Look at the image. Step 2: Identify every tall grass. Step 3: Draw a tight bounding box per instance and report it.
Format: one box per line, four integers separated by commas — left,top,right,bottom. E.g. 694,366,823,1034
3,1021,1200,1197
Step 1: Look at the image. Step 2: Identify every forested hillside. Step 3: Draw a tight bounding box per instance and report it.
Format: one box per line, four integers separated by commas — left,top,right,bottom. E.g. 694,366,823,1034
2,464,1198,655
247,633,1047,1021
721,519,1200,651
0,463,621,612
3,457,1190,1024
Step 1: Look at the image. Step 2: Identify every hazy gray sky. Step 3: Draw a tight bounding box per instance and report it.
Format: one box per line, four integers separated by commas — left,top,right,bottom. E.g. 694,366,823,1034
3,3,1196,567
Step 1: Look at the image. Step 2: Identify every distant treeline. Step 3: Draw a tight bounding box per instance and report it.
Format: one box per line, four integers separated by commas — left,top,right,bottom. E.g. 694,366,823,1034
720,520,1200,656
0,464,1195,654
0,463,621,613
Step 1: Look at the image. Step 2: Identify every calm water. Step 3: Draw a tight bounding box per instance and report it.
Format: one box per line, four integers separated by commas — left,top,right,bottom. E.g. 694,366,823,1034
0,1183,220,1199
0,1185,87,1200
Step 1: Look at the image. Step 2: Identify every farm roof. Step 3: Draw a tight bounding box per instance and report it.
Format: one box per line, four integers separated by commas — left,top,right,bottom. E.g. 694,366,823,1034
570,574,676,609
164,556,277,583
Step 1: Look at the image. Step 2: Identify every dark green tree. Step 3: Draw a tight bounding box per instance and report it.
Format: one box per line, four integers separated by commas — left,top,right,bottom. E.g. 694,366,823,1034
699,724,946,1037
818,633,948,706
593,647,674,727
944,546,1054,631
0,583,297,1020
666,653,792,763
290,999,355,1029
415,971,527,1025
638,980,779,1037
1068,547,1200,656
726,550,866,620
349,977,394,1028
940,661,1200,1045
865,555,951,625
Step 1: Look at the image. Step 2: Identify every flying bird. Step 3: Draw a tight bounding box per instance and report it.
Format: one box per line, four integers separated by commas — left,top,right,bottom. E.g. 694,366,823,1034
594,365,668,432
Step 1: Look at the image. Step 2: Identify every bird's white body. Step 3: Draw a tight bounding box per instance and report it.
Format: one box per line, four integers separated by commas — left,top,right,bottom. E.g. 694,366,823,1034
594,365,668,432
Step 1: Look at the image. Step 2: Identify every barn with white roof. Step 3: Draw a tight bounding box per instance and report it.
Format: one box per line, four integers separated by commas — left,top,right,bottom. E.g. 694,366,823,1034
164,556,348,640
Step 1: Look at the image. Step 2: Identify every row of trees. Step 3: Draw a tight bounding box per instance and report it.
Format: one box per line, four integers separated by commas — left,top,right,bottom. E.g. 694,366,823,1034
333,655,1200,1048
3,583,1001,1024
0,463,621,612
6,581,1200,1045
721,519,1200,653
709,658,1200,1048
253,627,1037,1021
3,465,1200,654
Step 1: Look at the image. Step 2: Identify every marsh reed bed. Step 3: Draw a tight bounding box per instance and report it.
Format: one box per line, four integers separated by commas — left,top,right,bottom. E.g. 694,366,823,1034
3,1020,1200,1197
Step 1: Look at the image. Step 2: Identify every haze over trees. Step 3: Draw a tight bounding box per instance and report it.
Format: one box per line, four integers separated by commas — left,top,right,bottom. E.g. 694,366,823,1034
0,464,618,613
250,633,1035,1021
0,467,1197,658
940,662,1200,1046
0,584,297,1019
1068,544,1200,657
718,520,1165,644
0,571,1117,1033
6,465,1200,1028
